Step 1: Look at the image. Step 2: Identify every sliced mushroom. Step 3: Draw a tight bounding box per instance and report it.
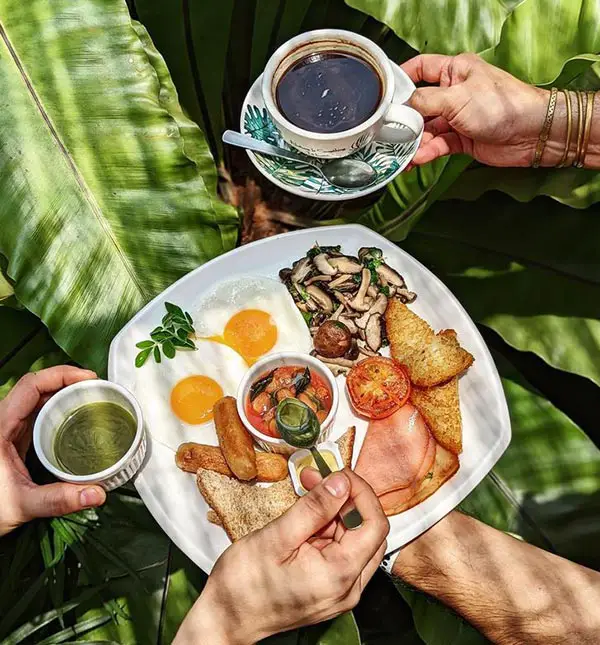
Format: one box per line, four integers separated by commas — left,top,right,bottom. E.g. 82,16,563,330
367,285,378,298
365,314,383,352
332,290,350,306
349,269,371,311
304,298,318,312
328,256,363,274
375,263,406,288
396,288,417,303
313,253,337,276
338,316,358,335
356,339,378,357
355,294,387,329
313,353,357,368
388,285,397,298
330,304,344,321
329,273,353,289
306,285,334,313
305,274,333,285
323,363,351,376
290,256,313,283
358,247,383,262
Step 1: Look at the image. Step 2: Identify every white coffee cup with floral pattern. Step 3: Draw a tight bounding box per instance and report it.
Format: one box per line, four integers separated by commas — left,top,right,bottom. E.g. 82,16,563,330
261,29,423,159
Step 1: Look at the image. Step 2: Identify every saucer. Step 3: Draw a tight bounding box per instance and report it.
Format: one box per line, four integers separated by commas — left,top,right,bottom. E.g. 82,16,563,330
240,61,421,201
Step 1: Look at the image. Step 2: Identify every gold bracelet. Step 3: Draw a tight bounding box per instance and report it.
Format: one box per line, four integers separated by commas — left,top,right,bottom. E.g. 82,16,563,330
556,90,573,168
575,91,595,168
574,90,585,166
533,87,558,168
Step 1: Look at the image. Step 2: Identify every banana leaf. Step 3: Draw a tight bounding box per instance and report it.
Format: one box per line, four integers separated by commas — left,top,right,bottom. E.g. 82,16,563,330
0,0,238,375
395,349,600,644
401,192,600,385
345,0,524,55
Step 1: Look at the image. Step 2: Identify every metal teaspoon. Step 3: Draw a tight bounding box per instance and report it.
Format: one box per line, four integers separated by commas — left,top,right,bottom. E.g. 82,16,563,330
222,130,377,190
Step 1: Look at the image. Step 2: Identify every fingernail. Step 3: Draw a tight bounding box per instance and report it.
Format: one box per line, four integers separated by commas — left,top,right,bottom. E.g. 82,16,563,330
324,472,349,498
80,487,104,508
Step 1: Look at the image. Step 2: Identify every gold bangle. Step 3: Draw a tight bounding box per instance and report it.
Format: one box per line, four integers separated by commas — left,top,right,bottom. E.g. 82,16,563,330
575,91,595,168
574,90,585,166
556,90,573,168
533,87,558,168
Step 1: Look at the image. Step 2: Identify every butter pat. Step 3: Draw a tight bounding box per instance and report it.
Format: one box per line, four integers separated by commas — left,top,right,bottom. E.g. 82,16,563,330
288,441,344,496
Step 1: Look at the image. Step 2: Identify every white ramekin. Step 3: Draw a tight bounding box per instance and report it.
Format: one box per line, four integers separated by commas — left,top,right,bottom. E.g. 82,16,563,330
236,352,339,455
33,380,146,491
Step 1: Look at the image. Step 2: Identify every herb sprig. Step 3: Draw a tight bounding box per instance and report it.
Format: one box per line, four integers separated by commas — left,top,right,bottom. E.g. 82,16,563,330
135,302,196,367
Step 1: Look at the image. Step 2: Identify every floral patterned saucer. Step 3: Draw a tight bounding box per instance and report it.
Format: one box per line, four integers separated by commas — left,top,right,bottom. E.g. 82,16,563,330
240,61,421,201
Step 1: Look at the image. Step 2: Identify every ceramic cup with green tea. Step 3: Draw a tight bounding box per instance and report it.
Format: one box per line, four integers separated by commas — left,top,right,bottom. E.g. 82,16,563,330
33,380,146,491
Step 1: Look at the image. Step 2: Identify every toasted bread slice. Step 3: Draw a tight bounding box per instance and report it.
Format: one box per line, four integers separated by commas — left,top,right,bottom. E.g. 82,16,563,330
385,300,473,387
411,378,462,455
207,510,222,525
198,428,356,541
381,443,459,516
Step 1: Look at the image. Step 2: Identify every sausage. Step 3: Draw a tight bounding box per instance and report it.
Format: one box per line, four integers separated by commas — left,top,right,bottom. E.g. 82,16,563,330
213,396,258,480
176,442,288,482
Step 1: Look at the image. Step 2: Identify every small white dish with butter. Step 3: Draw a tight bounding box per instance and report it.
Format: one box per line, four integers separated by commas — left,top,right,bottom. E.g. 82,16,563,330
288,441,344,496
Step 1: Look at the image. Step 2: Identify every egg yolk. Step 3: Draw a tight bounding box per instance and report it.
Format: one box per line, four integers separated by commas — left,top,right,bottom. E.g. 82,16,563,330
170,375,223,425
222,309,277,364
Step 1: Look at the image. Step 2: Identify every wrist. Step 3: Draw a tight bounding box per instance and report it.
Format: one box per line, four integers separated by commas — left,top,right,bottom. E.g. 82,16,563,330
174,581,257,645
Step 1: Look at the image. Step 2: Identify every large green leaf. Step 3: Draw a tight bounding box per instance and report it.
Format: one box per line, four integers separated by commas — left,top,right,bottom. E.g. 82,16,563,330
402,193,600,385
396,349,600,644
0,0,237,374
345,0,524,55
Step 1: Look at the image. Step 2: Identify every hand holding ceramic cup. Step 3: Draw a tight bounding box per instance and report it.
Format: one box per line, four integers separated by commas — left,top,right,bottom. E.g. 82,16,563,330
262,29,424,159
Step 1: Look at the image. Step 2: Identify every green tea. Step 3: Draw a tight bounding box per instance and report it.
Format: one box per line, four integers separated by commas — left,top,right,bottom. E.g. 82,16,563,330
53,402,136,476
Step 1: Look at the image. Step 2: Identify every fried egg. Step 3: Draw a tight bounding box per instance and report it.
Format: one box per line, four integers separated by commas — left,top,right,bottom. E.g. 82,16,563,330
131,339,247,450
192,276,312,364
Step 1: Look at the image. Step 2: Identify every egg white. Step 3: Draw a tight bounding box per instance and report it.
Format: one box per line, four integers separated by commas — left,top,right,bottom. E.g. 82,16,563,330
192,276,312,360
131,339,248,451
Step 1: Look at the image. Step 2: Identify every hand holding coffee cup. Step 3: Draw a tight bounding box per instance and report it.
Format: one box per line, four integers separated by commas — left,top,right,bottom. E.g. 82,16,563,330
262,29,424,159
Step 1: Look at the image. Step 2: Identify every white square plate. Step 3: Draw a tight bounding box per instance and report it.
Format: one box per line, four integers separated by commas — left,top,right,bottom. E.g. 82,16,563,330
108,224,511,573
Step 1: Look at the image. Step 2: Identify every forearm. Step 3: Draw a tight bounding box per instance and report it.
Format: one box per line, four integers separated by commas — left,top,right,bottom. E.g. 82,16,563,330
392,511,600,645
541,89,600,169
173,581,257,645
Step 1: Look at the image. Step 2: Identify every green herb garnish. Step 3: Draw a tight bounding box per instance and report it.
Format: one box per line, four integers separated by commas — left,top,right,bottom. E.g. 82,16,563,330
249,370,275,401
292,366,311,396
301,310,313,326
307,244,341,259
380,285,390,296
135,302,196,367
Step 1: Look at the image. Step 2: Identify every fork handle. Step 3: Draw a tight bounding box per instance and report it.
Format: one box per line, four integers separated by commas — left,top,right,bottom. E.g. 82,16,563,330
310,447,363,531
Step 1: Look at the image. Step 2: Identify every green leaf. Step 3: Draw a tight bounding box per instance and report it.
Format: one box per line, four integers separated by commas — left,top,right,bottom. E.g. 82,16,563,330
345,0,524,55
300,612,360,645
135,341,154,350
482,1,600,85
162,340,176,359
153,345,161,364
135,348,152,368
402,193,600,385
0,0,237,375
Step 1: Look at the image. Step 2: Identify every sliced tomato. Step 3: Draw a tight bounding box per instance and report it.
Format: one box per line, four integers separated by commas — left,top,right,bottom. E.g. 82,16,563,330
346,357,410,419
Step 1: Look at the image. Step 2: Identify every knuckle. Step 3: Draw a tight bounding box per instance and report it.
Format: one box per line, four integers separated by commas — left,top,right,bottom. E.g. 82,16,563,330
456,52,480,65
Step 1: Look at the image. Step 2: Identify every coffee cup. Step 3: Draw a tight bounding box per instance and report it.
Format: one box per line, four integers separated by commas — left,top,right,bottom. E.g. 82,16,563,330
261,29,423,159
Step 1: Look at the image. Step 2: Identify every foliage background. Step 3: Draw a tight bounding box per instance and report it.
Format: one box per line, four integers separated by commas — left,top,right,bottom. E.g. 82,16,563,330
0,0,599,643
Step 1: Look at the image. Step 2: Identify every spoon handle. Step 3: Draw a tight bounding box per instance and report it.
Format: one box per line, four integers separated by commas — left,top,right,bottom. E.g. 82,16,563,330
309,447,363,531
222,130,311,165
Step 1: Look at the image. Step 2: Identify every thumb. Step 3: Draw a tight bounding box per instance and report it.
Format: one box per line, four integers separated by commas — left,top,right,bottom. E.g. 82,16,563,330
22,483,106,520
271,471,350,552
408,86,458,119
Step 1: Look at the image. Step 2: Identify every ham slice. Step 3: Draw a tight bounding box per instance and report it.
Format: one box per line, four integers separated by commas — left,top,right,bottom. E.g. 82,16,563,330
355,403,433,496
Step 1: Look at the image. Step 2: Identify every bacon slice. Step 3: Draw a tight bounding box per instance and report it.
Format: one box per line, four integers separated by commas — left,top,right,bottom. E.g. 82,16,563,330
355,403,432,496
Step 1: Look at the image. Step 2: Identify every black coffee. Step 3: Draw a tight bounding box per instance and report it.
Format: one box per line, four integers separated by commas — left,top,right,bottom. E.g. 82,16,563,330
276,52,382,134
